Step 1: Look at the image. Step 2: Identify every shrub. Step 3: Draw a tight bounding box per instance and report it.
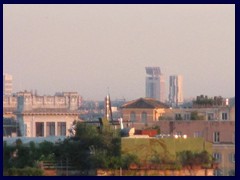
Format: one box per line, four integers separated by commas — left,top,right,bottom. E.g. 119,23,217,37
7,167,44,176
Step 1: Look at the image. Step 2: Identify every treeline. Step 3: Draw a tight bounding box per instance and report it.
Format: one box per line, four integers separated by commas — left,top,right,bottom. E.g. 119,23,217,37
3,122,123,175
4,121,214,176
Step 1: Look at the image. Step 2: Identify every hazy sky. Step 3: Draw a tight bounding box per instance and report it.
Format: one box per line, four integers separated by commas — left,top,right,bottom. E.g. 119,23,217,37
3,4,235,101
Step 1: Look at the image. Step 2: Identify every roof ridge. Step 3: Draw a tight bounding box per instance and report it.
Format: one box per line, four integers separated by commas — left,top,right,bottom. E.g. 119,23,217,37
121,97,169,109
141,98,155,108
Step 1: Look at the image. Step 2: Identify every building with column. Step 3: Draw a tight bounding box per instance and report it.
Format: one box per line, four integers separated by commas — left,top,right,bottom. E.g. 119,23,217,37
169,75,183,107
15,91,81,137
145,67,165,102
3,73,13,96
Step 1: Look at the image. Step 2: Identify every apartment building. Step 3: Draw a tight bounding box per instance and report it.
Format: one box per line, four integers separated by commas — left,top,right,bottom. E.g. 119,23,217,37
121,97,235,176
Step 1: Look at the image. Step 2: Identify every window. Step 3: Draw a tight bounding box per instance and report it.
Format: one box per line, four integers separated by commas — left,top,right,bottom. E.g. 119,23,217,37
184,114,190,120
214,169,222,176
230,153,235,163
213,131,220,143
46,122,55,136
57,122,66,136
130,112,136,122
194,131,203,138
213,152,222,162
141,112,147,123
207,113,214,120
222,112,228,120
36,122,44,137
175,114,182,120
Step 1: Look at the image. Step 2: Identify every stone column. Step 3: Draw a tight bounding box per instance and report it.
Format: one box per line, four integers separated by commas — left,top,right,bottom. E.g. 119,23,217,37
31,115,34,137
44,122,46,137
55,121,58,136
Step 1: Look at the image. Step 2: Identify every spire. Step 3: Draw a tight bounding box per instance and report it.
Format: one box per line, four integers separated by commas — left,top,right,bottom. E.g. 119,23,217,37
105,92,113,121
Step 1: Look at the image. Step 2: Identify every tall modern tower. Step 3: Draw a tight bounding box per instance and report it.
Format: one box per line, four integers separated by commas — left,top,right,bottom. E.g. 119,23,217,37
145,67,165,102
3,74,13,96
169,75,183,107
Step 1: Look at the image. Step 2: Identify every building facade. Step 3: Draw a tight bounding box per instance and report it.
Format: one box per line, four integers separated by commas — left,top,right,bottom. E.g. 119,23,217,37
145,67,165,102
4,91,82,137
121,98,169,124
3,73,13,96
169,75,183,107
157,120,235,176
3,95,17,119
120,97,235,176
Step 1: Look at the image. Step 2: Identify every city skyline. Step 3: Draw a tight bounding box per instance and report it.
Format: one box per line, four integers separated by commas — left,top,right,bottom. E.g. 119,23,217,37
3,4,235,101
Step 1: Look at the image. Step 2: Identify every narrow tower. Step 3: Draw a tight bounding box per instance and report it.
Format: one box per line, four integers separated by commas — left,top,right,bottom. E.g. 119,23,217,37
105,94,113,121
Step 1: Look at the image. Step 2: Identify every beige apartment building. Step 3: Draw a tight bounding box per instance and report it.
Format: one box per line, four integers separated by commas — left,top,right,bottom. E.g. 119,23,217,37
121,98,234,124
121,97,169,124
121,97,235,176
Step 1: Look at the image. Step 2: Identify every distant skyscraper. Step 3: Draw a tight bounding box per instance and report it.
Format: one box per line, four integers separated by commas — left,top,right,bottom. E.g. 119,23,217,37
145,67,165,102
3,74,13,96
169,75,183,107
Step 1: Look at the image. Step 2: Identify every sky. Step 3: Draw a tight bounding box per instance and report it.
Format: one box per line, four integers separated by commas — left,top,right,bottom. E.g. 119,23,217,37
3,4,235,101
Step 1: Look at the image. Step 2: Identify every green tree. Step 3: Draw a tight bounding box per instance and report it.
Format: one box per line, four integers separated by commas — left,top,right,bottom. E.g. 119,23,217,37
122,154,140,169
176,150,213,169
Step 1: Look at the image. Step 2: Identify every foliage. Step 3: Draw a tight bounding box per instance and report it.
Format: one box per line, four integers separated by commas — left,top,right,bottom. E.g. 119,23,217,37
121,154,140,169
16,138,22,147
3,121,214,174
150,151,162,164
121,138,213,170
193,95,224,107
38,141,55,160
176,150,213,168
4,121,122,173
7,167,44,176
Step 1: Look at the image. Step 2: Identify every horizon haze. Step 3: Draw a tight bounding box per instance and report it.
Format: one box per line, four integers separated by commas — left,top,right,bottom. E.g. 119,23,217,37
3,4,235,101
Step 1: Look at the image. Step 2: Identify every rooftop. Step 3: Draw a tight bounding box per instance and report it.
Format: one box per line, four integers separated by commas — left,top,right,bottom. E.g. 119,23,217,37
121,98,169,109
